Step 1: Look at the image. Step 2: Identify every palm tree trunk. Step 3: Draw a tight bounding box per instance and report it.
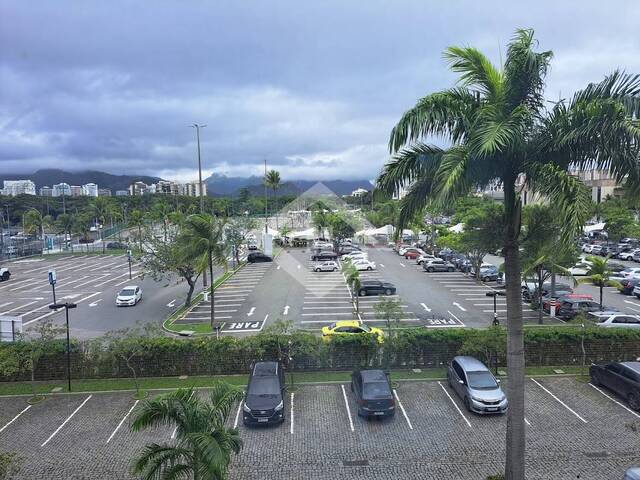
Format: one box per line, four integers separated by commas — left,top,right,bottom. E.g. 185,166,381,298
503,180,525,480
599,284,603,308
537,268,543,325
274,188,279,229
209,251,215,330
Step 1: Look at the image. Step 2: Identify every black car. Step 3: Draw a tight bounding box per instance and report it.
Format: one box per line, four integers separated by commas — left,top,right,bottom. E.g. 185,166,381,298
106,241,127,250
243,361,286,426
590,361,640,411
247,252,272,263
619,278,640,295
557,299,604,320
312,251,338,261
357,280,396,297
350,369,395,418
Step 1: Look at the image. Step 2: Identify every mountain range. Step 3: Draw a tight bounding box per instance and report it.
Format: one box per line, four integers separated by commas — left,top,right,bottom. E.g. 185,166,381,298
0,169,374,197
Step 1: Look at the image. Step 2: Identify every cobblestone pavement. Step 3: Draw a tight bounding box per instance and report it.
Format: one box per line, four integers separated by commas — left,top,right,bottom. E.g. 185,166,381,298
0,377,638,479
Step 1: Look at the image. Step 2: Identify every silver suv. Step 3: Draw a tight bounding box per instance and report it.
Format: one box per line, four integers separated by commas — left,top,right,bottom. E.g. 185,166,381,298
447,356,508,414
422,259,455,272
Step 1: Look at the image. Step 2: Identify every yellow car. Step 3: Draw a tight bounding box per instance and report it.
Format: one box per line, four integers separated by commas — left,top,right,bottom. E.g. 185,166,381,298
321,321,384,344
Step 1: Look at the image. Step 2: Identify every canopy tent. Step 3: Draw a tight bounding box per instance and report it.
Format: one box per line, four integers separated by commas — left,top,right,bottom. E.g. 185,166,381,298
355,225,416,238
448,223,465,233
583,222,605,233
290,228,317,239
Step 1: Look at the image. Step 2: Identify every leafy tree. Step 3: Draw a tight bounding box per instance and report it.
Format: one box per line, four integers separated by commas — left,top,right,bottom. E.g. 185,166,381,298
264,169,282,228
373,298,404,340
23,208,49,239
0,451,22,479
225,217,257,265
457,202,504,278
377,29,640,478
55,213,75,252
26,318,65,396
602,207,635,242
311,210,330,238
327,212,356,244
148,200,174,242
128,209,146,252
459,325,506,374
87,197,112,253
579,255,620,308
130,385,243,480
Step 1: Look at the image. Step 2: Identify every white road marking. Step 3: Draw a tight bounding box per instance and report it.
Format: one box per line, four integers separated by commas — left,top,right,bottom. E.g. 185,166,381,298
76,292,102,304
420,303,432,312
399,263,406,268
234,399,243,429
290,392,295,434
530,378,587,423
589,383,640,419
379,263,385,268
452,302,467,312
247,307,255,316
106,400,139,444
340,384,355,432
0,302,13,309
23,309,58,326
167,299,176,308
0,405,31,434
624,299,640,307
277,265,281,270
283,305,290,315
393,389,413,430
89,299,103,307
41,395,93,446
438,382,472,427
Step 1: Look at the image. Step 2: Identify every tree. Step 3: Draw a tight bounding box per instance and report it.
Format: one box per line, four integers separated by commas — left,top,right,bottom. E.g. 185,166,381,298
26,318,65,397
225,217,257,266
23,208,49,239
342,259,361,315
149,200,174,242
130,385,243,480
179,214,229,330
373,298,403,343
377,29,640,479
55,213,75,252
457,202,504,278
0,451,22,479
311,210,330,239
264,169,282,229
579,255,620,308
128,209,145,252
87,197,112,253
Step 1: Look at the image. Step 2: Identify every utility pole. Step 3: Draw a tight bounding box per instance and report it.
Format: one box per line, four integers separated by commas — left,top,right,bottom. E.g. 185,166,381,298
264,158,268,233
191,124,208,288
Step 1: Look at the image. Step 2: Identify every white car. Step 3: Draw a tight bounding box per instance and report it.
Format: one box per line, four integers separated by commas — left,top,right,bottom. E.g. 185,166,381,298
416,253,436,265
588,312,640,329
611,267,640,282
314,261,338,272
0,267,10,282
568,261,592,276
116,285,143,306
342,252,367,262
352,259,376,271
618,250,639,261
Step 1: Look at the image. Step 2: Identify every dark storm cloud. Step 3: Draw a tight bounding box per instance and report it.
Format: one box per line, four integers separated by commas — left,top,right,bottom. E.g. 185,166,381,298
1,0,639,180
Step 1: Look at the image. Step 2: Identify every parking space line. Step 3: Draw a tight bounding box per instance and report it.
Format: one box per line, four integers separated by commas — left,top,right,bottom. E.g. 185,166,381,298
589,383,640,419
76,292,102,304
393,389,413,430
41,395,93,446
531,378,587,423
0,302,13,309
106,400,139,444
23,309,58,326
234,398,243,429
437,381,472,428
340,384,355,432
0,405,31,434
290,392,294,434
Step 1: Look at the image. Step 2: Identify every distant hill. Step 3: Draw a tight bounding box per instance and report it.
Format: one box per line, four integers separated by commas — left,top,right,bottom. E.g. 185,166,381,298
0,169,164,192
205,174,373,197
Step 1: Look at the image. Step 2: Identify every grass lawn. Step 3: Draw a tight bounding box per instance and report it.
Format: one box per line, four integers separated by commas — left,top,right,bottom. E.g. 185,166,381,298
0,366,588,397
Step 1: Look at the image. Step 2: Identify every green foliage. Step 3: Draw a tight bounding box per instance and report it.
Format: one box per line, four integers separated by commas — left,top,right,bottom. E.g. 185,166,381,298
0,451,22,479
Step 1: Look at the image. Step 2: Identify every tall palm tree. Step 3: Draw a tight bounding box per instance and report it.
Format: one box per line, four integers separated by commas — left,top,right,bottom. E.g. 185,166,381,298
131,385,243,480
264,169,282,229
342,259,361,315
56,213,75,252
150,201,174,242
128,209,146,252
377,29,640,479
579,255,619,308
88,197,112,253
179,214,229,329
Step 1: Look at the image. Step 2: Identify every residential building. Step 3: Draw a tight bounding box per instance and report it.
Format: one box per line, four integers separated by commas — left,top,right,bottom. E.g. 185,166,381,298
98,188,112,197
128,182,157,195
52,183,71,197
115,190,129,197
82,183,99,197
1,180,36,196
351,187,368,197
70,185,83,197
569,167,624,203
39,186,53,197
179,181,207,197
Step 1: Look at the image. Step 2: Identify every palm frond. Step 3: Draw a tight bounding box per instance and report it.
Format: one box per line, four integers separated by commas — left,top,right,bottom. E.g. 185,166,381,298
131,388,195,432
131,443,193,479
443,46,503,102
432,145,473,206
395,177,434,231
376,143,443,197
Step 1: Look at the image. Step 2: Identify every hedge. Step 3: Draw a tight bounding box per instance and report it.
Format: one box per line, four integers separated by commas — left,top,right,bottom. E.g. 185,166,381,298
1,327,639,383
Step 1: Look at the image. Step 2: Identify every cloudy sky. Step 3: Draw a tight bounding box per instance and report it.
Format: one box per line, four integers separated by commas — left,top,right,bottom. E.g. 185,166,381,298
1,1,639,182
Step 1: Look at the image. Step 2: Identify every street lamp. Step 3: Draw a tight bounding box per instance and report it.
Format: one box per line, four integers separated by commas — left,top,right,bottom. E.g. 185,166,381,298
49,302,77,392
485,291,506,325
127,249,133,280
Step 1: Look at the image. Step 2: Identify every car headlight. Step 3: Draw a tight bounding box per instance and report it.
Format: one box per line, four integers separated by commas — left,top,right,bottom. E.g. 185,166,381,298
242,403,251,413
275,400,284,411
471,396,483,402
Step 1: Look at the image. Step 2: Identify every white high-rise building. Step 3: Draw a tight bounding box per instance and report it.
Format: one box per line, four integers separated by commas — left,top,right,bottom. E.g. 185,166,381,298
52,183,71,197
82,183,99,197
2,180,36,196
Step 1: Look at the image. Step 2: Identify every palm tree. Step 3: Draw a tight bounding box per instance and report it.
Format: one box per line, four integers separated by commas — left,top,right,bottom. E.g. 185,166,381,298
128,209,145,252
579,255,620,308
56,213,75,252
264,169,282,229
88,197,112,253
342,259,361,315
131,385,243,480
179,214,229,329
150,201,174,242
377,29,640,479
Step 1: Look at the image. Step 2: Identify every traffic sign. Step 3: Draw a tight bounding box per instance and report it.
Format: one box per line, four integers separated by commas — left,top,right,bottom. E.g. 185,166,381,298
48,270,57,286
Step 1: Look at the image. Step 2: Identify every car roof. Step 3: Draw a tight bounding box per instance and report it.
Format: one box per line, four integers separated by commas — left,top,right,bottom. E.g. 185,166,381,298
360,369,387,382
622,362,640,374
333,320,360,328
253,361,279,376
454,356,489,372
121,285,138,289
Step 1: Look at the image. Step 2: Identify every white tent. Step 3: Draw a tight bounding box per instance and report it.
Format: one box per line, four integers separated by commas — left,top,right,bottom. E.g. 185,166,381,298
583,222,605,233
290,228,317,239
448,223,465,233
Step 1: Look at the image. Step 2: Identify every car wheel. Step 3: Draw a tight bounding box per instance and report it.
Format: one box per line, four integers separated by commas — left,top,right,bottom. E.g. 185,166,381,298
463,397,472,412
629,392,640,411
427,267,434,272
315,268,321,272
333,268,337,272
482,276,489,282
359,289,366,297
590,372,601,387
385,288,392,295
636,294,640,299
1,272,8,281
367,266,372,271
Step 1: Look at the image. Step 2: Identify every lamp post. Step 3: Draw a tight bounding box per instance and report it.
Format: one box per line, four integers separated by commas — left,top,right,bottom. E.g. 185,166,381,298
485,290,506,325
127,249,132,280
49,302,77,392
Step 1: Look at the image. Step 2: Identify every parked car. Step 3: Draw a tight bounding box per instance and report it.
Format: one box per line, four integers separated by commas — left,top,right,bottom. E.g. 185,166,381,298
248,252,273,263
599,244,619,257
447,356,508,414
567,261,592,276
416,253,436,265
79,237,95,244
618,249,639,261
321,321,384,343
352,259,376,271
314,261,338,272
632,284,640,299
588,312,640,329
311,251,337,261
357,279,396,296
243,361,286,426
619,278,640,295
524,282,573,303
342,252,367,262
542,293,589,313
247,244,258,251
422,259,455,272
557,299,605,320
403,248,425,260
0,267,10,282
471,264,500,282
590,361,640,411
624,467,640,480
634,250,640,262
582,243,596,253
611,267,640,282
338,245,361,255
392,243,411,253
350,369,395,418
106,241,128,250
116,285,142,306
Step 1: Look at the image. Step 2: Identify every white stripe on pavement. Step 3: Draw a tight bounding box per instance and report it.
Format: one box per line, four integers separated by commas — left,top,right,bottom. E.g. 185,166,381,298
531,378,587,423
438,382,472,428
589,383,640,419
106,400,139,444
340,384,355,432
41,395,93,446
393,389,413,430
0,405,31,434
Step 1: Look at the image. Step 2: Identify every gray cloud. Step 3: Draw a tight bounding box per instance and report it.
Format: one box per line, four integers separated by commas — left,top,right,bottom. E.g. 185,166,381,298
1,0,639,181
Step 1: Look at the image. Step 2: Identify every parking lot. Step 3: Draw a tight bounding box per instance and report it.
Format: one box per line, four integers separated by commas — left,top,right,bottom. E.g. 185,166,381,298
0,376,638,479
0,254,188,339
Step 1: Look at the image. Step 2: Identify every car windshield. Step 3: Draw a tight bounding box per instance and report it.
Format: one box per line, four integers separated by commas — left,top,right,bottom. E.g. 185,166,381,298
120,289,135,296
467,371,498,390
247,377,280,397
363,381,391,398
359,325,371,332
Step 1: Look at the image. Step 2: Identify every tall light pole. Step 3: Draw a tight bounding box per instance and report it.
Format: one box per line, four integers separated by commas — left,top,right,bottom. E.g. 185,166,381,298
191,123,208,288
49,302,77,392
264,158,268,233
